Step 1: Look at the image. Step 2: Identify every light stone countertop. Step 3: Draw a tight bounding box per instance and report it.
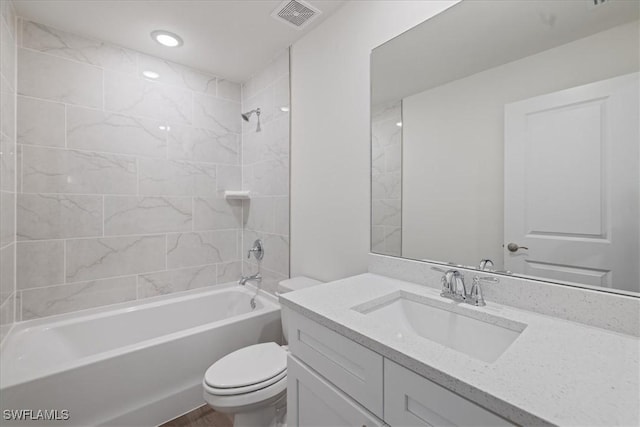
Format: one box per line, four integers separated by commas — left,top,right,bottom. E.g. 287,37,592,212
279,273,640,427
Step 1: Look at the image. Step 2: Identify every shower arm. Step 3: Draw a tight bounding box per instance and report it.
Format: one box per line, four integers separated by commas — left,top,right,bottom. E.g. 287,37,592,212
241,108,262,132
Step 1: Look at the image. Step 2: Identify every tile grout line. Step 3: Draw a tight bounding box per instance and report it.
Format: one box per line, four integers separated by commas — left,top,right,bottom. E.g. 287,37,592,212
18,260,238,294
64,104,67,148
62,239,66,285
20,139,240,166
18,43,239,96
15,83,241,130
240,79,245,277
102,195,105,237
135,157,139,196
11,11,18,326
13,228,242,243
101,65,105,111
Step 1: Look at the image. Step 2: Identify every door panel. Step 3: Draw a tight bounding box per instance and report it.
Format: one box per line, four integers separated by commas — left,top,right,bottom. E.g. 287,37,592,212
525,100,604,236
504,73,639,291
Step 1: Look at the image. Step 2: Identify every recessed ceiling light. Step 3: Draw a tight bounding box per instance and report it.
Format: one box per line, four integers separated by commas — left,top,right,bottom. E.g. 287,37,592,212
396,122,403,127
159,125,171,131
142,70,160,79
280,106,290,112
151,30,183,47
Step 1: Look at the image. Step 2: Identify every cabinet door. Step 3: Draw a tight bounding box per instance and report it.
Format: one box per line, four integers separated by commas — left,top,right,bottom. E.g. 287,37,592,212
287,355,386,427
384,360,515,427
287,310,384,417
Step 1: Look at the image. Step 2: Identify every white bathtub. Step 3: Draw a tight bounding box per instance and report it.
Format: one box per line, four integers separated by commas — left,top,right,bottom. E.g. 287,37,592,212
0,284,282,426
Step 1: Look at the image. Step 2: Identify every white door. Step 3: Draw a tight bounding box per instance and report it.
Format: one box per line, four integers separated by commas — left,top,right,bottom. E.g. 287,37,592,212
286,355,386,427
504,72,639,292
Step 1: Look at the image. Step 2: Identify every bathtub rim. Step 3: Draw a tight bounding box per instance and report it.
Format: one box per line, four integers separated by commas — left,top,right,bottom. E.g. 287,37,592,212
5,282,277,333
1,283,281,389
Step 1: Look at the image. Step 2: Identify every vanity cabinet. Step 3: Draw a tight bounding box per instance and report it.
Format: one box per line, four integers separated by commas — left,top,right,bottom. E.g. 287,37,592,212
286,309,515,427
384,360,514,427
287,311,384,417
287,356,386,427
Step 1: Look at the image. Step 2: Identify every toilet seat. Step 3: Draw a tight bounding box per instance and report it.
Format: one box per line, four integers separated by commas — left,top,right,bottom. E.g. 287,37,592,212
203,375,287,413
204,342,287,391
203,342,289,412
204,369,287,395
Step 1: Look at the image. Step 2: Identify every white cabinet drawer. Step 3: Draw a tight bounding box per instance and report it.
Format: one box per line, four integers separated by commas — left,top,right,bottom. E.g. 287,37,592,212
286,310,384,418
384,359,515,427
287,355,386,427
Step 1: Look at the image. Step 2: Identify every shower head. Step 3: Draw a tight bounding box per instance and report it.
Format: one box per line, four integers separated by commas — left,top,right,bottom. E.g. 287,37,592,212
241,108,262,132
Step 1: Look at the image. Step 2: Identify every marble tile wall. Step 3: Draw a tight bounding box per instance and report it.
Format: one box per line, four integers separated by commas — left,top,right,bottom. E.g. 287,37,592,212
371,101,402,256
14,20,244,320
241,50,290,294
0,0,17,344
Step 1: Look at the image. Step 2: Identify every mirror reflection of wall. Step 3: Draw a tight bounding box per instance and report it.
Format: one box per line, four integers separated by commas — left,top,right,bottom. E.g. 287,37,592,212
403,20,638,269
371,0,640,294
371,101,402,256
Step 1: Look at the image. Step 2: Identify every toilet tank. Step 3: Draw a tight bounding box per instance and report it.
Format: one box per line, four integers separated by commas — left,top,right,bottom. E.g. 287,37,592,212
278,277,323,343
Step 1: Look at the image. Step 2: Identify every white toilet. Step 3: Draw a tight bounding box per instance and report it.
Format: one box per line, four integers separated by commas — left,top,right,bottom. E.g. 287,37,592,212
202,277,322,426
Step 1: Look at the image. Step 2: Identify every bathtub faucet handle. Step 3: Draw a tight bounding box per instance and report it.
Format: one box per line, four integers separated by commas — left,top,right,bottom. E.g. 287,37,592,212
247,239,264,261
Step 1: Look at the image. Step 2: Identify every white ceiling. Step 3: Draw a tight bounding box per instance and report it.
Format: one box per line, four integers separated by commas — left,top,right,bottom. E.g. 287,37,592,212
14,0,346,82
372,0,640,106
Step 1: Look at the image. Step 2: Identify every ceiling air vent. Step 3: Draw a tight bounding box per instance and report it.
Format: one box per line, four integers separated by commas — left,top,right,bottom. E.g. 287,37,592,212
587,0,609,9
271,0,322,30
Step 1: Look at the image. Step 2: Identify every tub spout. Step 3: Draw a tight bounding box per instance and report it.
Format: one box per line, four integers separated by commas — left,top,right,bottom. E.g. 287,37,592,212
239,273,262,286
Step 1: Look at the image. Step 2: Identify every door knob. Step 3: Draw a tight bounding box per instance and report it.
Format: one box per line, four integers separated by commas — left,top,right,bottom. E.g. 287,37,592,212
506,243,528,252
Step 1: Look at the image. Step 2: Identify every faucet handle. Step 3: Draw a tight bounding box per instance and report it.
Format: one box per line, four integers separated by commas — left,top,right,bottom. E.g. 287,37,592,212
451,272,466,301
440,275,452,295
476,276,499,283
439,269,458,297
247,239,264,261
469,275,498,306
469,279,485,306
478,259,494,271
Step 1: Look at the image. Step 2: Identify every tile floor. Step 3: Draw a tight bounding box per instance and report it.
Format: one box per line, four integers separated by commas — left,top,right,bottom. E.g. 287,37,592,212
160,405,233,427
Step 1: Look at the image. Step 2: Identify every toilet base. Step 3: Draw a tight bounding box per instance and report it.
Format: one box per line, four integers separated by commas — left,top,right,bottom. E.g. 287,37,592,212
207,392,286,427
234,399,286,427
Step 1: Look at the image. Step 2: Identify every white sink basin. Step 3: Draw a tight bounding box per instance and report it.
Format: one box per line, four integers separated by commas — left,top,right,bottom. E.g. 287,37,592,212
354,292,526,363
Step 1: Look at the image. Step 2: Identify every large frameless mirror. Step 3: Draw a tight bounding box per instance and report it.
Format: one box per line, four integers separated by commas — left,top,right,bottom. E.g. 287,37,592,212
370,0,640,295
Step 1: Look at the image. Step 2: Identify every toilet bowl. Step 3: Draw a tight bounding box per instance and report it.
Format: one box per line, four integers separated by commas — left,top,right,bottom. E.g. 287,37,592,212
202,277,322,426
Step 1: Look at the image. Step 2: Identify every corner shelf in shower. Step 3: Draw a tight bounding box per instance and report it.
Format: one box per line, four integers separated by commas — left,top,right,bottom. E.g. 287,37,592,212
224,190,251,200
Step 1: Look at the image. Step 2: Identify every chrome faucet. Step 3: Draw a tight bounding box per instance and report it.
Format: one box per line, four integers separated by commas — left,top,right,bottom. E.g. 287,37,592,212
478,259,494,271
440,269,467,301
239,272,262,286
469,275,499,306
433,267,499,306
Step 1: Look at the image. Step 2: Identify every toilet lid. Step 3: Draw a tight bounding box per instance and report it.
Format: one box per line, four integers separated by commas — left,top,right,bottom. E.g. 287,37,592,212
204,342,287,389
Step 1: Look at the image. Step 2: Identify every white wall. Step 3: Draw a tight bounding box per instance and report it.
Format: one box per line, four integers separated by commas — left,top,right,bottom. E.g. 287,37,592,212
290,1,459,282
401,21,639,268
